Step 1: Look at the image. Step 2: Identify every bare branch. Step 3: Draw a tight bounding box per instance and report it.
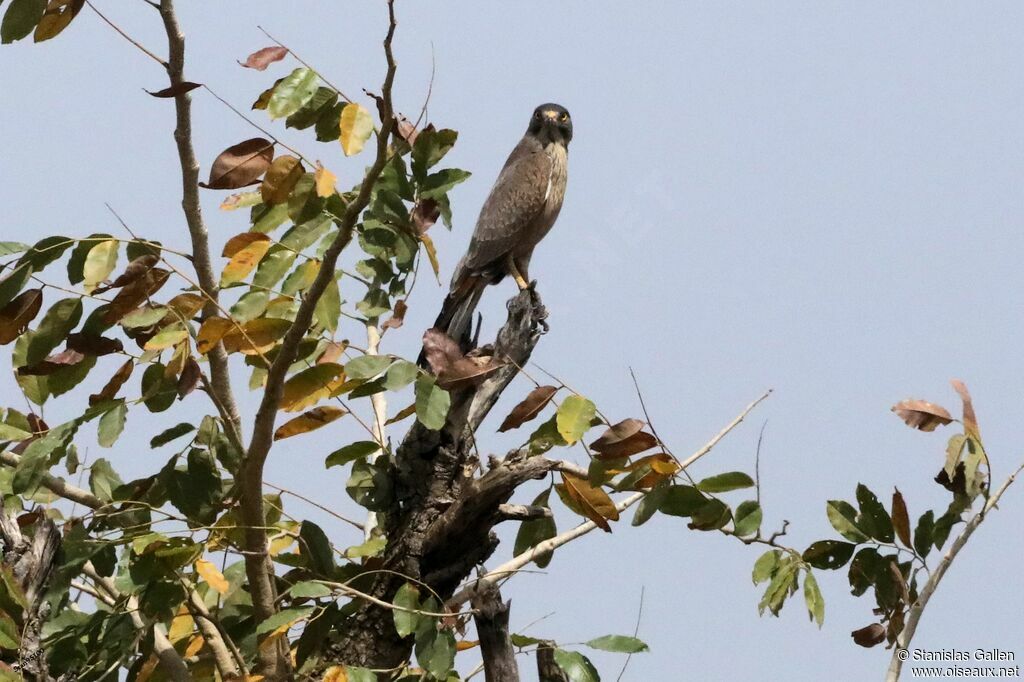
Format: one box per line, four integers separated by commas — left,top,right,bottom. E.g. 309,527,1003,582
0,451,103,509
886,462,1024,681
497,504,553,521
471,582,520,682
447,390,772,608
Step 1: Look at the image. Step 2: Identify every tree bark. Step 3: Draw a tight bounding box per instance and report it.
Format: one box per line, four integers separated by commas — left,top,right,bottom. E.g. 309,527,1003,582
326,288,549,670
471,583,520,682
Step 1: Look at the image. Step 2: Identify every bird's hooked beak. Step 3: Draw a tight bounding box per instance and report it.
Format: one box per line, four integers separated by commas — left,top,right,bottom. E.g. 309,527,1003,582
543,110,560,122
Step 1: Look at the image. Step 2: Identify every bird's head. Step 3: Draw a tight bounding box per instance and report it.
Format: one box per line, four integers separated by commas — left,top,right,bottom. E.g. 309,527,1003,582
528,103,572,146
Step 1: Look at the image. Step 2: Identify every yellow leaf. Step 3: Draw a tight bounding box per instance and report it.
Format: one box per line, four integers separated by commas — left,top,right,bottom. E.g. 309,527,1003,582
168,605,194,643
322,667,348,682
184,634,205,658
269,531,296,557
223,232,271,258
83,239,118,292
561,473,619,532
144,325,188,351
314,163,337,197
197,317,233,355
164,293,206,323
280,363,346,412
195,558,230,595
420,233,441,283
260,155,304,205
221,239,272,286
274,406,346,440
221,317,291,354
339,103,374,156
456,640,479,651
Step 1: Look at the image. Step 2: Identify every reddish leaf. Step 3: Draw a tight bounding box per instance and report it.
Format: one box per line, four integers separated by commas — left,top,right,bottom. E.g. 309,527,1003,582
411,199,440,234
200,138,275,190
851,623,886,648
950,379,979,438
146,82,202,98
891,488,911,549
396,114,419,144
0,289,44,345
239,46,289,71
94,254,159,293
590,419,658,459
498,385,558,432
891,399,952,432
17,349,85,375
88,359,134,405
26,414,48,436
66,333,124,356
381,300,407,331
177,356,201,399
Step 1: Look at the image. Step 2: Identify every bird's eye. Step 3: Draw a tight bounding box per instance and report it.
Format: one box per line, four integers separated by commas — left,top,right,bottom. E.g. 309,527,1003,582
534,111,542,120
559,112,569,122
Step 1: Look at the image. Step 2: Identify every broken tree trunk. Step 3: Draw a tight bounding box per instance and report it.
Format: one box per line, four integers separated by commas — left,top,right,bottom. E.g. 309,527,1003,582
329,288,551,670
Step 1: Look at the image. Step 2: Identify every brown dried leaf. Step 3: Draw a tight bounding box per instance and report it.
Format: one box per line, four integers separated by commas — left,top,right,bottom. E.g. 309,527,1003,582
145,82,202,98
0,289,44,345
590,419,658,459
318,341,348,365
34,0,84,42
66,332,123,356
94,255,159,294
891,399,952,432
891,488,911,548
222,232,271,258
421,328,463,376
385,402,416,426
411,199,440,235
177,356,201,399
239,46,289,71
273,406,346,440
104,268,170,325
18,349,85,375
498,385,558,432
950,379,979,438
381,300,407,331
437,356,504,391
221,317,290,354
201,138,274,190
851,623,886,648
260,155,303,205
561,473,619,533
89,359,134,405
163,294,205,323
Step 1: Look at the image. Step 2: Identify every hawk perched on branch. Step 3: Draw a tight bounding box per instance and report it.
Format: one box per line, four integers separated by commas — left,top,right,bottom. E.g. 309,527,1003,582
428,103,572,351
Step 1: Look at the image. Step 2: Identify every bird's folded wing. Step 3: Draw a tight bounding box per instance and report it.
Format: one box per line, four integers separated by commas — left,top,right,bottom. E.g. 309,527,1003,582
463,140,552,273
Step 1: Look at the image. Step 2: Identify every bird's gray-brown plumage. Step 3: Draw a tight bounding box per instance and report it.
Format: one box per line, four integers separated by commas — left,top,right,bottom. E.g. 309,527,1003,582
427,103,572,355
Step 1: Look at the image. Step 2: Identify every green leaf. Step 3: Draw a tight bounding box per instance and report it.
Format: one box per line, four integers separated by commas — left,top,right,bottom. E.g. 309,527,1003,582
583,635,649,653
290,581,332,599
414,375,450,430
88,458,123,503
1,0,45,43
658,484,705,517
82,239,118,291
758,556,798,616
230,290,269,322
314,273,341,333
97,399,127,447
855,483,894,543
20,235,72,270
325,440,380,468
411,128,458,180
315,102,344,142
286,86,338,129
414,619,455,680
13,432,62,493
847,547,881,596
0,263,32,309
631,483,667,527
752,549,780,585
514,488,556,568
121,305,167,328
393,582,421,638
345,354,393,380
0,242,29,257
0,610,18,649
150,422,196,448
913,510,934,559
696,471,754,493
733,500,762,537
420,168,471,200
255,606,314,635
802,540,856,570
553,649,600,682
299,520,335,578
687,498,732,531
826,499,869,542
0,422,32,441
346,461,392,511
802,571,825,628
268,67,319,119
383,360,419,391
343,668,377,682
26,297,82,366
141,363,177,412
555,395,596,445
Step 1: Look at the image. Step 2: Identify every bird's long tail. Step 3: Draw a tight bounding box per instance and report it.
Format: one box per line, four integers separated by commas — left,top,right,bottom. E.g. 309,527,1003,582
417,276,487,367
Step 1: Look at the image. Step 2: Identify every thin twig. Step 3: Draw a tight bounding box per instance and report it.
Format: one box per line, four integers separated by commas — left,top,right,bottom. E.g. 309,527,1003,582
85,0,167,66
257,26,354,103
616,586,645,682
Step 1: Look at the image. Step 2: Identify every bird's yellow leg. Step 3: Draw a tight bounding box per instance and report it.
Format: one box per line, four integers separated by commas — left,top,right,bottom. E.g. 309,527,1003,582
505,254,530,291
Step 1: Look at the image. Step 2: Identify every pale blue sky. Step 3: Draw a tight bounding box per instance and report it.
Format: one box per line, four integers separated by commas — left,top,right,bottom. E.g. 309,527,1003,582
3,2,1024,680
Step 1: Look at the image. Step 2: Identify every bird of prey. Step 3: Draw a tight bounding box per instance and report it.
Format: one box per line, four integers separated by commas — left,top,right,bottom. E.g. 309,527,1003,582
429,103,572,351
